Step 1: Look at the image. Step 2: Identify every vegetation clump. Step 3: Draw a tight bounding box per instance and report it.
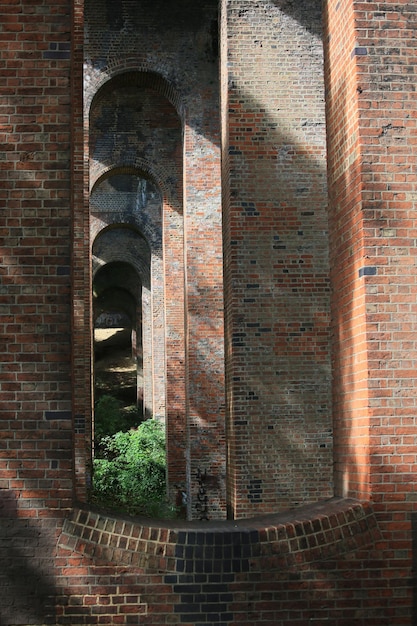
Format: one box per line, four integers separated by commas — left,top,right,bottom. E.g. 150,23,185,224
94,394,139,442
91,396,174,518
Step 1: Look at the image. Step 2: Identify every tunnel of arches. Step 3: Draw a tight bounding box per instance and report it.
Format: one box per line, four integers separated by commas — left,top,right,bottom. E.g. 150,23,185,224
93,261,143,415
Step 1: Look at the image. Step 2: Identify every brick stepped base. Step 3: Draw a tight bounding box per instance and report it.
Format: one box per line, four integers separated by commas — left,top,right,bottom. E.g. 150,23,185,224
54,498,391,625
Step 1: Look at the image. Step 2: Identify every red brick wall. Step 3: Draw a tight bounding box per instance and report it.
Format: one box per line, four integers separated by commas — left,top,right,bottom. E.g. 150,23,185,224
0,0,73,504
0,0,415,623
54,499,393,625
325,0,416,618
0,0,74,621
222,0,333,517
324,0,371,502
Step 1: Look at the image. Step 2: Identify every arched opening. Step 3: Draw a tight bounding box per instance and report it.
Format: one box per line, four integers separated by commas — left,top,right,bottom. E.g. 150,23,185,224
87,67,188,517
91,228,151,419
93,264,142,420
90,240,172,517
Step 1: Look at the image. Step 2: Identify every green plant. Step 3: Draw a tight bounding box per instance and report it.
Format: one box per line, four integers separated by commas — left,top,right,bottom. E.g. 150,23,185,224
91,419,175,518
94,394,124,442
94,395,140,445
119,403,143,427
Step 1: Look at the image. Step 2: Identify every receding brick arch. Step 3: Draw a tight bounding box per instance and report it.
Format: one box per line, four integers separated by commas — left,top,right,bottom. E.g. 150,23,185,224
89,69,185,120
91,165,154,194
90,167,163,260
80,15,225,517
93,283,136,327
92,258,145,414
84,62,185,121
90,163,177,216
86,68,188,506
92,225,151,287
91,222,161,429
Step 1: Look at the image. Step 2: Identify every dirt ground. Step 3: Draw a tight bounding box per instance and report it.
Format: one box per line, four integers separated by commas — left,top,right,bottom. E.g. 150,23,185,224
94,327,141,405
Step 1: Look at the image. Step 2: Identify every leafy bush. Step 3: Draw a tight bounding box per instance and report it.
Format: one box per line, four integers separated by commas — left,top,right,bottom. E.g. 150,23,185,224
91,419,174,518
94,394,140,445
94,395,124,442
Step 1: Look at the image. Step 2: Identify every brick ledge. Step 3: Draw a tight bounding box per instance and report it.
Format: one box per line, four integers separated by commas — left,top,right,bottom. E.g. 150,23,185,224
58,498,381,572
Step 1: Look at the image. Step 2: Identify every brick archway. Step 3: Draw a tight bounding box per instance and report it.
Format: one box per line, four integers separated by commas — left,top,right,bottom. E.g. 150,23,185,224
74,7,225,517
81,70,189,507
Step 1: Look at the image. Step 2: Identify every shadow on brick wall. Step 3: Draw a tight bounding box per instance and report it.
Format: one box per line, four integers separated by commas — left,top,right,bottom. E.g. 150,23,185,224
412,513,417,624
0,490,57,625
271,0,323,37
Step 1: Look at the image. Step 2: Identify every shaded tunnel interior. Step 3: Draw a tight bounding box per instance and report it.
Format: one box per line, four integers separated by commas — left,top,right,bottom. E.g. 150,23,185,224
93,261,142,412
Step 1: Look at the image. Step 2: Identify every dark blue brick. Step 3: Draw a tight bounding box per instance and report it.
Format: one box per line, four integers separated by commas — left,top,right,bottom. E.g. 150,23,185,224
175,545,184,558
164,574,177,584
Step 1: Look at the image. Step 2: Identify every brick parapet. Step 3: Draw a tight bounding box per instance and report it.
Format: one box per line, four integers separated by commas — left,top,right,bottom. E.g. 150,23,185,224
52,498,395,625
60,498,380,572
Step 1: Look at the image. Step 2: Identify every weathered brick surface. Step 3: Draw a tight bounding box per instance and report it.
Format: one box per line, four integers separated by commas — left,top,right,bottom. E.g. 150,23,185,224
324,0,417,622
0,1,73,622
0,0,73,492
0,0,415,623
52,499,393,625
83,0,226,517
222,0,333,517
325,0,372,504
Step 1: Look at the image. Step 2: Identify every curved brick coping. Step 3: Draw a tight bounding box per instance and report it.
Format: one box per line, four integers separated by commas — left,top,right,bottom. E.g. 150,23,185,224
59,498,380,573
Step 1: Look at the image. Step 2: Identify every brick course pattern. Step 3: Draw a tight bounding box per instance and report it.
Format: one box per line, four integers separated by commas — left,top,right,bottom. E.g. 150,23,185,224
0,0,73,498
324,0,417,621
55,499,388,625
222,0,333,517
0,0,415,623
